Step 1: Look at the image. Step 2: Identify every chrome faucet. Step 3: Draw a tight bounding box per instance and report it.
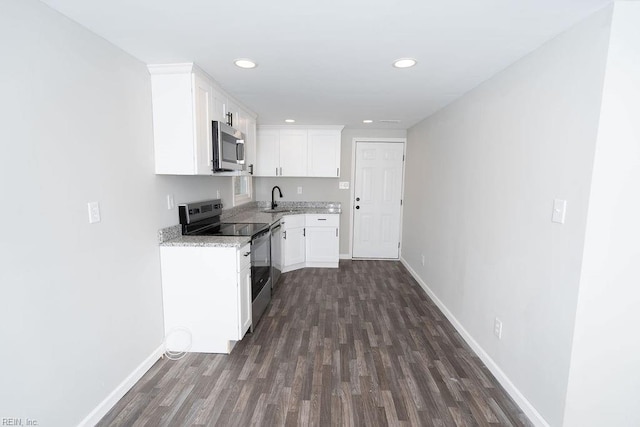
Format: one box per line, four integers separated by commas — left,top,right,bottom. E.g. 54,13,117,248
271,186,283,210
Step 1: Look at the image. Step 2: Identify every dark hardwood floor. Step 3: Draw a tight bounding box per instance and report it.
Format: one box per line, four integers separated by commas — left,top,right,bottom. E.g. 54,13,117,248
98,260,531,426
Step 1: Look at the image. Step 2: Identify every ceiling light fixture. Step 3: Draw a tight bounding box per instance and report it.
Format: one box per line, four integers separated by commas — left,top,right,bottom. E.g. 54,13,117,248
234,58,257,69
392,58,417,69
363,120,373,124
285,119,295,123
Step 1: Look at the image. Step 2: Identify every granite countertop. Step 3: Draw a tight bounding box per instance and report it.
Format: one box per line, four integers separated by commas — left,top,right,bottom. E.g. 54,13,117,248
160,235,250,248
159,201,341,248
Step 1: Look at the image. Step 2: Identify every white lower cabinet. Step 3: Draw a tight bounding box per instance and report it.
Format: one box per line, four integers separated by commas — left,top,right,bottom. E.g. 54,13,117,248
282,215,306,272
282,214,339,272
160,243,252,354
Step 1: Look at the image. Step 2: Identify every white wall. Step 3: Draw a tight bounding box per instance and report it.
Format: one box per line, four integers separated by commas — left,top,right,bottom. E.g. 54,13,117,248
254,128,406,254
401,7,612,426
0,0,232,425
563,3,640,426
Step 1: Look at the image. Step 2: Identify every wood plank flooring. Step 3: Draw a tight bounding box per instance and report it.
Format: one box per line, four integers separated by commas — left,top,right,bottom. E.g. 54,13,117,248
98,260,531,426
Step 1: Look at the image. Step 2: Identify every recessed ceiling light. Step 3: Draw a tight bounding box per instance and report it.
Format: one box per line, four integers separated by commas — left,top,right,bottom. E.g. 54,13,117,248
285,119,295,123
392,58,417,69
234,58,257,69
363,120,373,124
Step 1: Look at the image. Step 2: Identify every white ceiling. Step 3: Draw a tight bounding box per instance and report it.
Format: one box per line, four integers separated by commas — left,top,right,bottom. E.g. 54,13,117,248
41,0,611,129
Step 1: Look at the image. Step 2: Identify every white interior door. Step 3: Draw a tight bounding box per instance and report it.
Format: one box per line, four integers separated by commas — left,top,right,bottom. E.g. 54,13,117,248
352,142,404,258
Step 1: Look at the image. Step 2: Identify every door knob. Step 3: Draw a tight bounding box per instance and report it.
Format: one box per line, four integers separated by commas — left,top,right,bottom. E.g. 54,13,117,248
356,197,360,201
356,206,360,209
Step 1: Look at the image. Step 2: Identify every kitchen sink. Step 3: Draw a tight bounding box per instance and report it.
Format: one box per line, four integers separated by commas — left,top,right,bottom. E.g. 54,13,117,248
261,208,299,213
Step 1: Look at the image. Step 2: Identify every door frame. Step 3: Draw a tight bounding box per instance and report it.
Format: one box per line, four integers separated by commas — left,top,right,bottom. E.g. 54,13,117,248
348,137,407,259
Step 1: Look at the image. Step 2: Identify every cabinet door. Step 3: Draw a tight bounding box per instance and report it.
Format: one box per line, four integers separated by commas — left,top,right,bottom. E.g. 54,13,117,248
307,129,341,177
238,266,251,338
193,72,213,175
212,89,227,124
279,129,308,176
226,99,240,129
245,117,257,174
283,226,305,267
256,129,280,176
305,227,339,263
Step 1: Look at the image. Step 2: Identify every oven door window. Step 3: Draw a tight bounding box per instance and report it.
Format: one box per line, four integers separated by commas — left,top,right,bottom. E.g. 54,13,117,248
251,232,271,300
221,133,244,164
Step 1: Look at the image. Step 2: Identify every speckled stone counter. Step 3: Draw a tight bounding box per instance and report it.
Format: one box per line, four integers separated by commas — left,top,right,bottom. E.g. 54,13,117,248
159,201,341,247
160,235,250,248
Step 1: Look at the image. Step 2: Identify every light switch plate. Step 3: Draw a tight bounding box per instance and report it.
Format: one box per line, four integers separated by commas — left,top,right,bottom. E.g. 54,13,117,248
297,186,303,194
339,181,350,190
167,194,175,210
552,199,567,224
88,201,101,224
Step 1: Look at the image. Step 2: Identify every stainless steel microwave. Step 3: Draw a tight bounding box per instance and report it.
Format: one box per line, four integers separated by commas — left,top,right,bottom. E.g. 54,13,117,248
212,121,245,172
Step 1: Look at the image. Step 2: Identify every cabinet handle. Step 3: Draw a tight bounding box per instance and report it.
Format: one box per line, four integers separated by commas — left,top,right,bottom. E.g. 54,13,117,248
280,167,283,175
337,167,339,177
275,167,278,176
243,252,251,257
336,228,338,237
283,230,287,239
317,218,326,221
303,228,306,237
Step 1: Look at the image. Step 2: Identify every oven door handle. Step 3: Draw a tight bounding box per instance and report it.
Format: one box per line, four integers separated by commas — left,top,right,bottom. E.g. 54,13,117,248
252,229,270,240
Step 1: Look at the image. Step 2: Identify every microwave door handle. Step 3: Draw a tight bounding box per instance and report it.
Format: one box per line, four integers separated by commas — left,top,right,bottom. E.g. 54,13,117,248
236,139,245,162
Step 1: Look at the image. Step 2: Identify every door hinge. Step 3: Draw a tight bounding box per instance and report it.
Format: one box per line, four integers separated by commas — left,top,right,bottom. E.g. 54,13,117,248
398,242,400,248
400,199,403,205
403,155,405,161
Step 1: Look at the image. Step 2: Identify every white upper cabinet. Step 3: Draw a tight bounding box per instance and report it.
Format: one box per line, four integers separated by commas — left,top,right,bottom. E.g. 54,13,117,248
307,129,342,177
212,89,228,124
193,72,213,175
148,63,256,175
255,125,343,177
279,129,308,177
244,117,257,175
255,128,280,176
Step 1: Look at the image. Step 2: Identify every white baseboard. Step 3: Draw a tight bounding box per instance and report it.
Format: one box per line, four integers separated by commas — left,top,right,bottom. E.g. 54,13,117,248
339,253,351,260
78,344,165,427
399,257,549,427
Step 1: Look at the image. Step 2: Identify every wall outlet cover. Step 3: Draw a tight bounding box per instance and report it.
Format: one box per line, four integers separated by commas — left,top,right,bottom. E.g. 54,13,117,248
88,201,101,224
297,186,303,194
339,181,350,190
552,199,567,224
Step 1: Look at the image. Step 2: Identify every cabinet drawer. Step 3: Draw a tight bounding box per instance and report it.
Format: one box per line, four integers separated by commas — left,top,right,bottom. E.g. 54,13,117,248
281,214,305,229
237,243,251,272
305,214,339,227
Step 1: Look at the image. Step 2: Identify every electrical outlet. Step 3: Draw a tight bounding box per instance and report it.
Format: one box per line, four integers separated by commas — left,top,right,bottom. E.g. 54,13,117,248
421,254,425,266
87,201,101,224
166,194,175,210
216,190,221,199
297,186,303,194
339,181,350,190
494,318,503,339
552,199,567,224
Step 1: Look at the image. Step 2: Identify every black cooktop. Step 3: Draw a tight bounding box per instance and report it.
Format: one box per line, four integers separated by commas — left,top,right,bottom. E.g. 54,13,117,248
188,222,269,237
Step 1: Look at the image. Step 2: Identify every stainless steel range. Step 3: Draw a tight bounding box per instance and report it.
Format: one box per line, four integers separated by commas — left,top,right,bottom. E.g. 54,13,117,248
178,199,271,331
